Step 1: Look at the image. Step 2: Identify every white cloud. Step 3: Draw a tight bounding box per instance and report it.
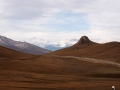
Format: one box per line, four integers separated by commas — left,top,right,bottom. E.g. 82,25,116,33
0,0,120,49
24,30,90,48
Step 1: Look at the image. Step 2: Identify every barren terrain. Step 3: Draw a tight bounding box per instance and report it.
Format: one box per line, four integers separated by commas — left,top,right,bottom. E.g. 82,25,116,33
0,36,120,90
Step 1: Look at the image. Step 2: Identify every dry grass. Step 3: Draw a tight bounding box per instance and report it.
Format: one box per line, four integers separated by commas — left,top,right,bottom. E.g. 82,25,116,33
48,41,120,63
0,42,120,90
0,55,120,90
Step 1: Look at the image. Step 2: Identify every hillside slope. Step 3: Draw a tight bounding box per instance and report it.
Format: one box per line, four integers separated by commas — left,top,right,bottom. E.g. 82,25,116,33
0,36,120,90
49,36,120,62
0,46,37,59
0,54,120,90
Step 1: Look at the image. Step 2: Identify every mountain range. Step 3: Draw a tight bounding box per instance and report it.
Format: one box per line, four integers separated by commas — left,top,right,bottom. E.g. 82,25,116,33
0,35,51,54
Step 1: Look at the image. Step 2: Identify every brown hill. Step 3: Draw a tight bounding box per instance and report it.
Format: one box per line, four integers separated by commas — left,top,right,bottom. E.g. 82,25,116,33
48,36,120,62
0,36,120,90
0,54,120,90
0,46,37,60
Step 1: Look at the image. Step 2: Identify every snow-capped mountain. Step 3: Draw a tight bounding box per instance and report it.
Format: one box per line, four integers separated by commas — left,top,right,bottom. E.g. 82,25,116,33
0,35,51,54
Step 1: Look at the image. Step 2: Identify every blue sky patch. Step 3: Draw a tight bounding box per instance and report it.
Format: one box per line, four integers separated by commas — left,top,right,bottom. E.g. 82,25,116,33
45,10,90,32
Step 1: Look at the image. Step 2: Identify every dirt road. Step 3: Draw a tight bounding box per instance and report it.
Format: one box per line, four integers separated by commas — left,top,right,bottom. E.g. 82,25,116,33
52,55,120,67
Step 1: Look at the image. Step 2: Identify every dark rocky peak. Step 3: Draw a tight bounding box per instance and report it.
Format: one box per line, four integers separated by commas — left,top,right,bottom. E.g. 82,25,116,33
77,36,91,45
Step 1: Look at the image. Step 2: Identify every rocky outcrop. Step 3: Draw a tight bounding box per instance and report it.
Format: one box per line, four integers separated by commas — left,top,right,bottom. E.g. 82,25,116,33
77,36,91,45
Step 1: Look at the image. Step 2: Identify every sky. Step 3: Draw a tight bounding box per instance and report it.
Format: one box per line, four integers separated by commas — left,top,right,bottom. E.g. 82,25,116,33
0,0,120,48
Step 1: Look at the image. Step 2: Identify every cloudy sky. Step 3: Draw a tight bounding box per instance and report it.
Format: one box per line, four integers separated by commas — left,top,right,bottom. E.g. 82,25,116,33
0,0,120,48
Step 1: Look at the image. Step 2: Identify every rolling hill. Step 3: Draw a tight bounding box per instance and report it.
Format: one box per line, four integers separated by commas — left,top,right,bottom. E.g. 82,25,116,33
0,46,38,59
0,36,120,90
48,36,120,62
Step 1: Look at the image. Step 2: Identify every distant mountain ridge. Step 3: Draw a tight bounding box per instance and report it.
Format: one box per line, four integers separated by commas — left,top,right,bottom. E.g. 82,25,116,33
0,35,51,54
